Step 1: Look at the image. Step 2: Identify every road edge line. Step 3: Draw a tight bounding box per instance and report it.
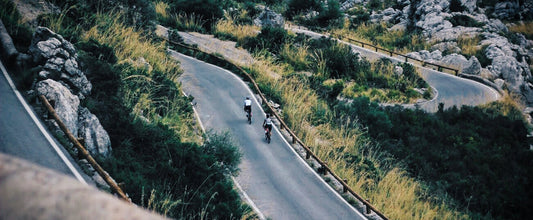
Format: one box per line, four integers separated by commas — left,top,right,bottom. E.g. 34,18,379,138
0,61,87,185
175,52,367,219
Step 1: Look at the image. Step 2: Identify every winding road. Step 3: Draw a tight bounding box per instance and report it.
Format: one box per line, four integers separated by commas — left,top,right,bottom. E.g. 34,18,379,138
173,51,366,220
289,28,500,112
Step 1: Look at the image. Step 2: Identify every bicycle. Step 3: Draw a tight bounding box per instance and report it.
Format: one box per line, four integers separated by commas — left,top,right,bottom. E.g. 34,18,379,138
264,127,271,144
245,109,252,124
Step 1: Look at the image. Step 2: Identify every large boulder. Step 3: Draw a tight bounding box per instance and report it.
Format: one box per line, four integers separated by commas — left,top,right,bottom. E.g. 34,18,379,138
440,53,469,69
461,56,482,75
487,56,527,90
29,27,91,98
35,79,80,137
78,107,112,158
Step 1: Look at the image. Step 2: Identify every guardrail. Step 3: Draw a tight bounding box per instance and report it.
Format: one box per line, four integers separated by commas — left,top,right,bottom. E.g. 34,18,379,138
166,39,388,220
38,95,130,202
327,33,460,76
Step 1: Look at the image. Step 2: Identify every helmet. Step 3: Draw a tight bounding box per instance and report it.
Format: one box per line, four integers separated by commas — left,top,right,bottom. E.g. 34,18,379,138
246,97,250,99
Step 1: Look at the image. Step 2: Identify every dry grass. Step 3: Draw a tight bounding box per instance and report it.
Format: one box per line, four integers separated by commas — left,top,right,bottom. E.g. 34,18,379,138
154,1,170,21
509,21,533,39
457,34,481,57
82,12,200,143
247,53,468,219
331,23,429,54
214,15,259,42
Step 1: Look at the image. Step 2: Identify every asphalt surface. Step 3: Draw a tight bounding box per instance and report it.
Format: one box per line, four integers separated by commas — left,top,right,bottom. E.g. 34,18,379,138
172,51,365,220
0,61,91,184
289,28,500,112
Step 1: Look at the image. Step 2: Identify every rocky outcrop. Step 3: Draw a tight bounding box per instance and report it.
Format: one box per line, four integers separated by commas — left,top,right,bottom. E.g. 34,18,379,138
29,27,92,98
254,8,284,28
347,0,533,105
36,79,80,136
28,27,111,158
78,107,112,158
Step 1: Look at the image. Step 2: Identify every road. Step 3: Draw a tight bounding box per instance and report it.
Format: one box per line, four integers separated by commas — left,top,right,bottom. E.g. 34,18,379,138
0,61,91,184
289,28,500,112
172,51,366,220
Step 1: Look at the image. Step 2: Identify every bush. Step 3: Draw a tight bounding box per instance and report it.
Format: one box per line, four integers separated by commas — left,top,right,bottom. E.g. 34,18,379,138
447,15,484,27
169,0,224,31
285,0,322,19
240,26,292,55
353,102,533,220
315,0,342,27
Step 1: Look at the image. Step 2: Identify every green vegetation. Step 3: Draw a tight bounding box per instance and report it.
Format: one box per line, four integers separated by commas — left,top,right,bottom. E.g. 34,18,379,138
447,15,484,28
334,97,533,219
2,0,249,218
237,26,427,103
206,7,533,219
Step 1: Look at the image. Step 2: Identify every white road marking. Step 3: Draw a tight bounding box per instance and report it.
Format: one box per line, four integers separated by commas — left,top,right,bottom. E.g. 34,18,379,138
0,61,87,185
175,52,367,219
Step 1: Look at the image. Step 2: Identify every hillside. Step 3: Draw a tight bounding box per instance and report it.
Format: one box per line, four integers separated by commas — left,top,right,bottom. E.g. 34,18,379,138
2,0,532,220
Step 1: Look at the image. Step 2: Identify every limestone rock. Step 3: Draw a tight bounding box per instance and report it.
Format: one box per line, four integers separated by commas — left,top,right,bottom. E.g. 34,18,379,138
254,8,284,28
35,79,80,136
78,107,112,158
487,56,526,90
461,56,482,75
492,1,519,20
29,27,91,97
440,53,469,69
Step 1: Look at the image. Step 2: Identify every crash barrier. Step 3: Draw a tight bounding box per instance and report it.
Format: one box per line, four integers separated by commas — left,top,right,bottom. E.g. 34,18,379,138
166,39,388,220
0,153,167,220
38,95,130,202
327,33,460,76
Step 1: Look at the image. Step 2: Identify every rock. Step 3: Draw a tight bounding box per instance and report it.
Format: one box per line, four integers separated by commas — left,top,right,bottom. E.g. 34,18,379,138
29,27,91,97
254,8,284,28
35,79,80,136
487,56,525,91
494,78,505,89
431,41,461,54
340,0,364,11
484,18,508,33
460,56,481,75
430,50,443,60
78,107,112,158
461,0,477,13
394,65,403,76
431,26,482,43
440,53,469,69
406,52,423,60
492,1,519,20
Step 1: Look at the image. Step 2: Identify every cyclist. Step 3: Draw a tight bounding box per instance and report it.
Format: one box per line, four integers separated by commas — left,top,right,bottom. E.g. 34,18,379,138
244,97,252,116
263,113,273,137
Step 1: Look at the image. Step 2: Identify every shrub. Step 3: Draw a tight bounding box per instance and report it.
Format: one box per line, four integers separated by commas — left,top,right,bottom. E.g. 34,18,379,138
315,0,342,27
169,0,224,31
285,0,322,19
447,15,484,27
240,26,292,55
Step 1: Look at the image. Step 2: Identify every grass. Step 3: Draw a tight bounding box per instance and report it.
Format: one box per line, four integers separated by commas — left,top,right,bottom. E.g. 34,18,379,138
245,53,467,220
194,16,470,219
509,21,533,40
331,22,430,54
80,12,203,143
457,35,481,57
214,15,259,42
